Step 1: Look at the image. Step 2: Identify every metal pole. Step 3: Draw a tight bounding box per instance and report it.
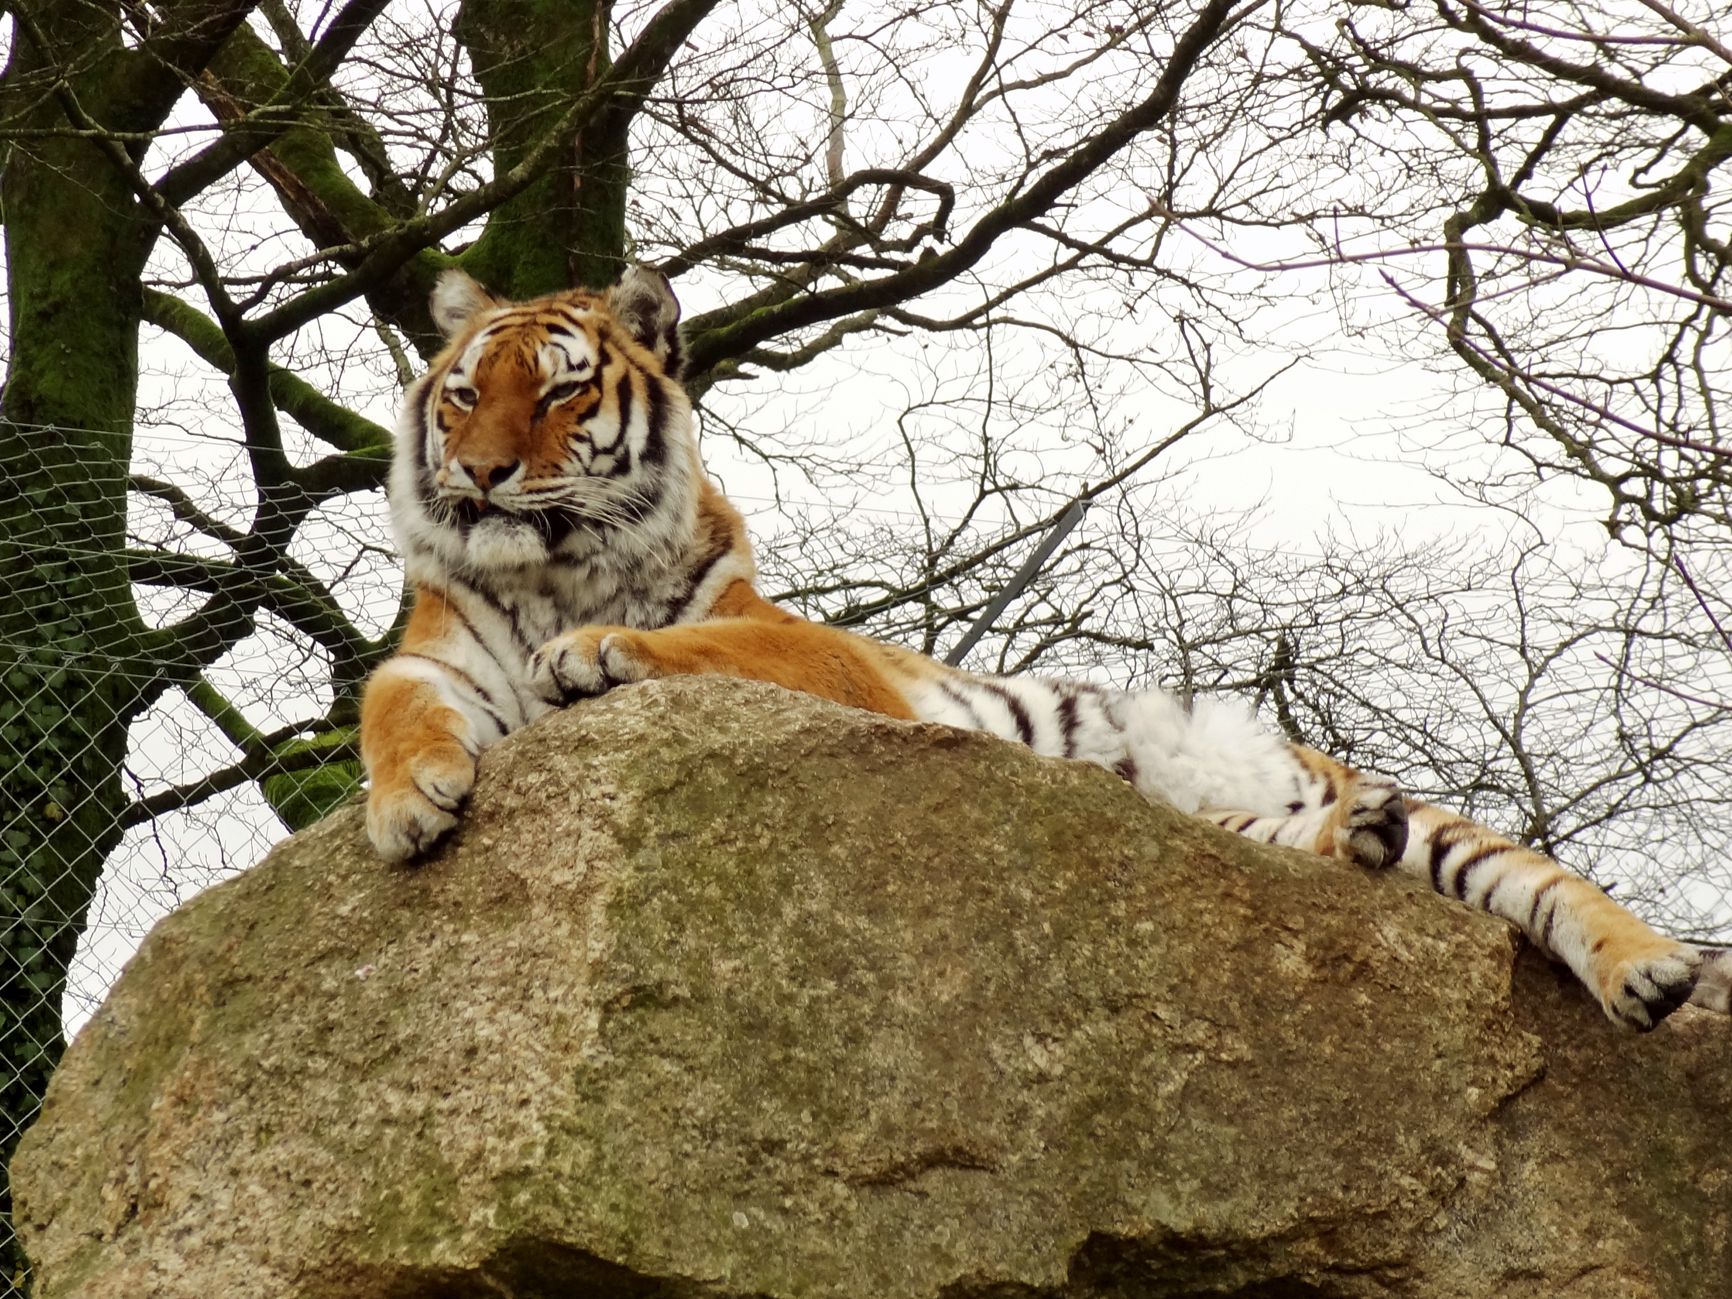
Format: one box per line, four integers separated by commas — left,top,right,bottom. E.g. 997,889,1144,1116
943,498,1089,667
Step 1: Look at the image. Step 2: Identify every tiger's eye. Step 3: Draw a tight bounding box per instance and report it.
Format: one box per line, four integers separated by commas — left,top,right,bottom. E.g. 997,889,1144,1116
447,385,478,409
545,380,582,405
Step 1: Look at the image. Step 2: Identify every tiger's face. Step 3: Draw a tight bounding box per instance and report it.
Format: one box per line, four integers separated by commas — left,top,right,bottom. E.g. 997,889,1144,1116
399,267,692,572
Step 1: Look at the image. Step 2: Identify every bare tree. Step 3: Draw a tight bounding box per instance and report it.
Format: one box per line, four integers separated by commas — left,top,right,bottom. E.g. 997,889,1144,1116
1154,1,1732,698
5,2,1731,1289
1170,0,1732,538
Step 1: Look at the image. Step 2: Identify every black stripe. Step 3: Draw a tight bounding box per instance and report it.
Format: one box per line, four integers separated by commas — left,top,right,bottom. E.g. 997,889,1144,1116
1526,876,1564,931
460,578,533,654
448,575,538,660
1056,690,1079,758
979,680,1034,746
592,347,627,452
1427,827,1461,894
546,321,587,353
668,534,734,623
399,648,501,714
661,329,686,381
492,306,549,329
430,586,495,657
605,369,635,476
398,651,510,736
936,679,987,730
405,376,443,506
1539,891,1560,953
641,377,669,469
1451,842,1506,901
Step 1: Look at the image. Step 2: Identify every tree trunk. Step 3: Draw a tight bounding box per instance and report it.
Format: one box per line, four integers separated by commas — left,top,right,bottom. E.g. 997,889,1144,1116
456,0,628,295
1,7,157,1291
0,0,643,1285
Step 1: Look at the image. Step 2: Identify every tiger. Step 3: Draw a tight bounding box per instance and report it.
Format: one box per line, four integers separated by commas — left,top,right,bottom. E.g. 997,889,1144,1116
360,265,1732,1032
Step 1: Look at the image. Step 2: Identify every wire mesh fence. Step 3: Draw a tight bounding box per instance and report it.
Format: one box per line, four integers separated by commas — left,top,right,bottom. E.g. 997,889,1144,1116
1,420,403,1291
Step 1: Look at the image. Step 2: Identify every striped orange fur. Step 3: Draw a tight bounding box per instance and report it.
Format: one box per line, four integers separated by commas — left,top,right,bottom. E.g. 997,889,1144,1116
361,267,1723,1032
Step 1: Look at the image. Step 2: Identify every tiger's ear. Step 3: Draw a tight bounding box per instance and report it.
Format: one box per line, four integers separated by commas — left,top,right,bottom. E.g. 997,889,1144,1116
430,269,500,339
606,266,684,378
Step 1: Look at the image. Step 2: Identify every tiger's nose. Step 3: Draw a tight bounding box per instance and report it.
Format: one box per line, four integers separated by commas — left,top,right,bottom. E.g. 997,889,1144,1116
453,457,521,492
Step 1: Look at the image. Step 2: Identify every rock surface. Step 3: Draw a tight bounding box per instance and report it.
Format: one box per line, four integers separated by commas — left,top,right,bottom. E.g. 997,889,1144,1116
13,678,1731,1298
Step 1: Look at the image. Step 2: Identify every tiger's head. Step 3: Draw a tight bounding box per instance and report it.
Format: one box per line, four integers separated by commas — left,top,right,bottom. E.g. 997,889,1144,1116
394,266,697,575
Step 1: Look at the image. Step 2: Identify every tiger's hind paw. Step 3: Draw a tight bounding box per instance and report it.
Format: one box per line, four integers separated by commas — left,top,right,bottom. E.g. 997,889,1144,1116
1599,942,1701,1032
530,628,658,703
1332,776,1408,870
1687,948,1732,1015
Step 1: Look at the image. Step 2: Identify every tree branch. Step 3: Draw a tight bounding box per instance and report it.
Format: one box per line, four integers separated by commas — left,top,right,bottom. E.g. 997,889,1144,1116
142,288,392,459
237,0,721,345
681,0,1251,378
154,0,394,206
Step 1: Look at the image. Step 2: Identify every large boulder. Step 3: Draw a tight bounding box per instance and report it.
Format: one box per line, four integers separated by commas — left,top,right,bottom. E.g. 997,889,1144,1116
12,678,1729,1297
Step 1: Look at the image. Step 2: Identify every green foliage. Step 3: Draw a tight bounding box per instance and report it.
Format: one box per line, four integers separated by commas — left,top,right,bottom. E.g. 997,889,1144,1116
262,731,364,832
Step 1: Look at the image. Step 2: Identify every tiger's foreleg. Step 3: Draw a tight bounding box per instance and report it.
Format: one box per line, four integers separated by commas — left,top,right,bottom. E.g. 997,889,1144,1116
362,586,527,861
362,663,482,861
528,620,918,719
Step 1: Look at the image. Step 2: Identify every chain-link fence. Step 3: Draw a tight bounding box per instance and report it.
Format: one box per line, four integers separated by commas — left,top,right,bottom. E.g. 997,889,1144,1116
2,421,402,1292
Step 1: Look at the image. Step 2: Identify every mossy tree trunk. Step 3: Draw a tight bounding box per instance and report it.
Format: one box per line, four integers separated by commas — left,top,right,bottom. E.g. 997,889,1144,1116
455,0,628,294
1,9,165,1292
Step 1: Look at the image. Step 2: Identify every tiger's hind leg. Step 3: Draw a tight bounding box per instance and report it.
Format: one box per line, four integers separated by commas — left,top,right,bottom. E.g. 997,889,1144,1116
1063,690,1409,869
1193,739,1702,1029
1199,763,1409,872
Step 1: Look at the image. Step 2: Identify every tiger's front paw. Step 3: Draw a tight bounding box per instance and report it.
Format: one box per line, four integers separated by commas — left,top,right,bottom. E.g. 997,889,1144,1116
529,627,659,703
1332,776,1409,870
1596,940,1700,1032
366,741,476,862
